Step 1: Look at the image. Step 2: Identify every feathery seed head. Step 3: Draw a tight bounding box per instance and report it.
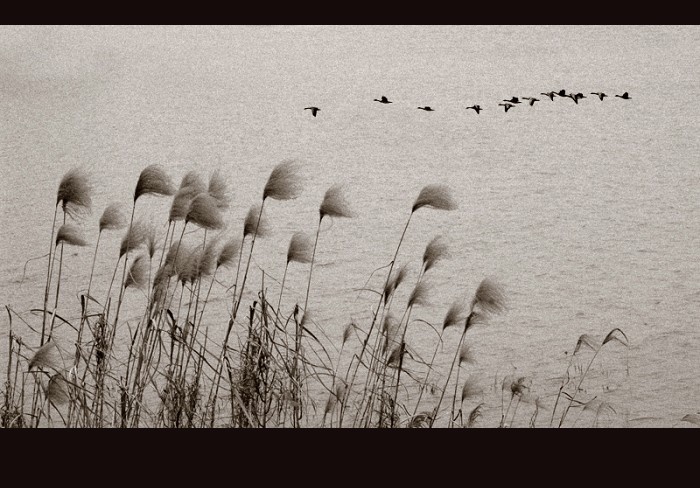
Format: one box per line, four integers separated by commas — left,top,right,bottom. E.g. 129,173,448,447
56,167,92,218
243,204,270,238
408,280,430,308
125,254,150,289
28,341,63,371
262,160,304,201
412,184,457,213
470,278,506,316
319,184,354,220
422,235,450,273
134,164,176,202
208,169,231,210
217,237,240,270
55,223,88,247
119,219,150,257
99,202,128,233
443,299,468,330
286,231,314,264
461,377,482,403
186,193,224,230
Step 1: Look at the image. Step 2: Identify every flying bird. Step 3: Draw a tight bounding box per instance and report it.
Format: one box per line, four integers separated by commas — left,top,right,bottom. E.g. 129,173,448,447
541,91,557,101
466,105,483,114
417,106,435,111
556,89,567,97
522,97,540,106
615,92,631,99
305,107,320,117
503,97,521,104
591,92,608,101
498,102,515,112
566,93,585,104
374,96,392,104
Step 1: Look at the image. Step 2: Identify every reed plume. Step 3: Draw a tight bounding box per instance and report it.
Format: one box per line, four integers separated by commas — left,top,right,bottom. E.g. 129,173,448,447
243,204,270,238
422,235,449,273
470,278,507,317
119,219,150,258
407,280,430,308
186,193,224,230
28,341,63,371
262,160,304,201
169,188,196,222
55,224,88,247
383,263,410,304
216,237,240,270
133,164,176,202
430,278,506,427
287,231,314,265
208,169,231,210
56,167,93,219
461,377,482,403
443,300,468,330
458,344,475,365
319,184,355,220
125,254,150,289
412,184,457,212
99,202,128,233
46,373,70,406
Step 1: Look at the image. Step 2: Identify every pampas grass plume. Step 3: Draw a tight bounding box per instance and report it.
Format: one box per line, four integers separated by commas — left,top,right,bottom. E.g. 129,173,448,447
319,184,354,220
408,280,430,308
471,278,506,316
125,254,150,289
186,193,224,230
119,219,150,257
423,235,449,273
134,164,176,202
217,237,240,270
262,160,304,201
208,169,231,210
28,341,63,371
99,202,128,233
57,167,92,218
287,231,314,264
243,204,270,238
443,299,468,330
55,223,88,247
412,184,457,213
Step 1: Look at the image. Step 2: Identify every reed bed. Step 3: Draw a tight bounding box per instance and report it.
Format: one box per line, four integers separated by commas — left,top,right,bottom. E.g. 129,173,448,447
1,164,639,428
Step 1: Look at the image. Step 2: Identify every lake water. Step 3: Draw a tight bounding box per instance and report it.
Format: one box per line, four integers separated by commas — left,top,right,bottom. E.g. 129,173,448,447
1,25,699,427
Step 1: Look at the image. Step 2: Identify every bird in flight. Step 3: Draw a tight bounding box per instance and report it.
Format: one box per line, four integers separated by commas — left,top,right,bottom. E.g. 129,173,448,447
541,91,557,101
498,102,515,112
503,97,521,104
522,97,540,106
556,89,568,97
466,105,483,114
591,92,608,101
305,107,320,117
566,93,586,104
615,92,631,99
374,96,392,104
417,106,435,111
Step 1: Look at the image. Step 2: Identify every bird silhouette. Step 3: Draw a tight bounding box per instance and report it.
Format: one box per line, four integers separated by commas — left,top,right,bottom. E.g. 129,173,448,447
556,89,567,97
417,106,434,111
503,97,521,104
591,92,608,101
498,102,515,112
466,105,483,114
523,97,540,106
374,96,392,104
615,92,631,99
304,107,320,117
541,91,557,101
566,93,585,104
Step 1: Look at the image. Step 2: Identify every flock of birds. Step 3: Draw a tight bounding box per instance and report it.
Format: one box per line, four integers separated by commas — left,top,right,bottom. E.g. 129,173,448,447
304,90,631,117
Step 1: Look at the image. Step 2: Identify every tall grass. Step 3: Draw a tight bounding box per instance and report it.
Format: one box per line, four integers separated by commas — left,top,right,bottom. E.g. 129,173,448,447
1,165,636,428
